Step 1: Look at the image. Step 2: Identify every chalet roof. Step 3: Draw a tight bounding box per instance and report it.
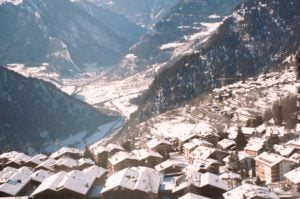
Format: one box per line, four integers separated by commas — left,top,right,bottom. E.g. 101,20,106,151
78,158,95,167
146,138,172,149
31,171,67,196
178,192,210,199
91,145,107,155
36,158,56,171
183,142,197,150
223,183,279,199
241,127,255,136
82,165,106,179
189,146,215,160
29,154,48,165
54,157,78,169
223,151,251,163
31,169,53,183
101,167,162,194
184,159,218,173
4,152,31,166
286,138,300,148
200,172,228,190
244,138,264,152
50,147,83,159
273,144,295,157
106,143,124,152
0,167,33,196
155,159,188,172
56,170,96,195
218,139,236,150
255,152,285,167
284,167,300,184
0,167,18,184
220,172,241,180
108,151,138,166
131,149,163,160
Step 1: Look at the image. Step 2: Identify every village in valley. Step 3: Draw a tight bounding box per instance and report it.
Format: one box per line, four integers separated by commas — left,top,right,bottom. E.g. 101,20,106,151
0,56,300,199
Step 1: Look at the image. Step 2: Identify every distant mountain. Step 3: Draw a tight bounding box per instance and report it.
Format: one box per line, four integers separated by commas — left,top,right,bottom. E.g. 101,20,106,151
87,0,179,29
0,0,145,76
133,0,300,121
116,0,243,76
0,67,117,153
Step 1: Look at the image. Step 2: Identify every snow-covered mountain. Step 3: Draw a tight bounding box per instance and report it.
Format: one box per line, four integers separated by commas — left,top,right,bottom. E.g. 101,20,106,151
85,0,180,29
131,0,300,122
0,67,118,153
116,0,244,76
0,0,145,76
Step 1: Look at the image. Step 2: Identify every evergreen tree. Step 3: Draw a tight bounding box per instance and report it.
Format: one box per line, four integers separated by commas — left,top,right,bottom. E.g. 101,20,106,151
83,145,94,160
235,127,247,151
228,152,240,172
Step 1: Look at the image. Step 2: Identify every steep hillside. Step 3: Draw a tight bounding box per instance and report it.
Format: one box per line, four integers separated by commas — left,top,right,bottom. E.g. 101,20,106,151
133,0,300,122
117,0,243,75
87,0,179,28
0,0,145,76
0,67,117,153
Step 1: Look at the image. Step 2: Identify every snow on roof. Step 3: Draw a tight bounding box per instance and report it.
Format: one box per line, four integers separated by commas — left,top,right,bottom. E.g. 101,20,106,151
183,142,197,150
191,139,214,148
29,154,48,165
184,159,218,172
218,139,236,149
1,152,31,166
274,144,295,157
266,126,285,137
50,147,83,159
189,146,215,160
82,165,106,179
31,169,53,183
223,151,251,163
244,138,264,152
146,138,172,149
286,138,300,148
56,170,96,195
200,172,228,191
31,171,67,196
255,123,267,134
241,127,255,136
0,0,23,6
179,133,198,143
285,167,300,184
102,167,162,194
78,158,95,167
55,157,78,169
289,153,300,164
255,152,285,167
296,123,300,132
106,143,124,152
178,192,210,199
91,145,107,155
36,158,56,171
0,151,21,161
155,159,188,172
0,167,18,184
226,126,238,140
220,172,241,180
108,151,138,166
223,183,279,199
193,122,216,137
0,167,33,196
131,149,163,160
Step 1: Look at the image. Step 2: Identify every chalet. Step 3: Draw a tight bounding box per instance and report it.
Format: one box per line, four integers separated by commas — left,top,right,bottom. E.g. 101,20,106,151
223,183,279,199
0,167,33,197
286,138,300,152
4,153,31,169
108,151,139,174
189,146,228,163
54,157,78,172
219,172,241,189
31,171,67,199
82,165,107,186
30,169,53,185
91,145,108,167
101,167,162,199
35,158,56,172
132,149,163,168
223,151,253,169
284,167,300,193
0,167,18,184
146,138,173,158
0,151,23,166
217,139,236,150
273,144,295,157
241,127,255,138
78,158,95,170
50,147,83,160
155,159,188,176
106,143,125,157
183,142,197,160
289,153,300,165
184,158,219,174
178,133,200,150
255,152,295,184
172,171,228,198
178,192,210,199
24,154,47,168
244,138,265,157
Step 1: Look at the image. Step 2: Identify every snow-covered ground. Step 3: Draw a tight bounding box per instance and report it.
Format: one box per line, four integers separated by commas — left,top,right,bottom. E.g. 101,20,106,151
6,62,164,119
43,117,124,152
